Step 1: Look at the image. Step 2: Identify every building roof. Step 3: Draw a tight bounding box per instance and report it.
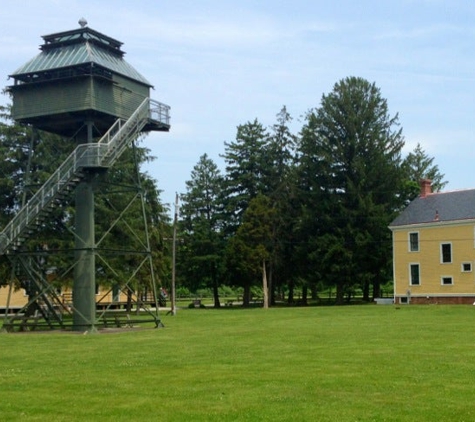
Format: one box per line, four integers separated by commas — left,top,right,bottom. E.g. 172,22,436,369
9,26,152,86
389,189,475,228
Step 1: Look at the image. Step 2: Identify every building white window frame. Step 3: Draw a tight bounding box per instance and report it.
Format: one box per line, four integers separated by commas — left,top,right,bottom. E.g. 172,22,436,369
409,263,420,286
461,262,472,273
441,276,453,286
440,242,452,264
408,231,419,252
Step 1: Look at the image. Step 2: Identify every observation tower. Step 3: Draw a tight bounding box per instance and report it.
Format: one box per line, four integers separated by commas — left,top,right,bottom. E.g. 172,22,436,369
1,19,170,332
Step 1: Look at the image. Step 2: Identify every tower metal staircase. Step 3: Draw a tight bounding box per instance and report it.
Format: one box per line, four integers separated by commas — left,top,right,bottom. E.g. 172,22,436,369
0,98,170,256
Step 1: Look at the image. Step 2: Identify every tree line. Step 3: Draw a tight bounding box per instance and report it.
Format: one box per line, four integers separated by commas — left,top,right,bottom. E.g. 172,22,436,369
0,76,446,306
178,76,446,306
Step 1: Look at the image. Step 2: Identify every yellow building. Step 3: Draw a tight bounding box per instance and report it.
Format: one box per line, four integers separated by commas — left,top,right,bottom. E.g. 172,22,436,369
389,180,475,304
0,286,28,312
0,283,159,314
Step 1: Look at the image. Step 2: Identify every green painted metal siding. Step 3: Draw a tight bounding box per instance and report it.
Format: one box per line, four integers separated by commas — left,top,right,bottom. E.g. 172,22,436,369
113,75,149,119
11,75,149,121
11,78,94,120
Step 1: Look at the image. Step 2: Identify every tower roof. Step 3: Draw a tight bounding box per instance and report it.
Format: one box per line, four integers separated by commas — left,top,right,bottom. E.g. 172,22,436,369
9,26,152,87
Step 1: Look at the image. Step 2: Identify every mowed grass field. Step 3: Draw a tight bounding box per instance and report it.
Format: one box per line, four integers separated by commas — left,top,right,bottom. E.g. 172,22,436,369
1,305,475,421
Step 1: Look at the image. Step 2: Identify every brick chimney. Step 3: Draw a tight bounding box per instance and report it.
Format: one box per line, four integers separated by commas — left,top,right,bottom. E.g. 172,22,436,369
419,179,432,198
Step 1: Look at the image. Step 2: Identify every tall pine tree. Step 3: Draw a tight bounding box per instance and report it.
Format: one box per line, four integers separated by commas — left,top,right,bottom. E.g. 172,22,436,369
221,119,268,230
297,77,406,303
179,154,224,307
402,143,447,202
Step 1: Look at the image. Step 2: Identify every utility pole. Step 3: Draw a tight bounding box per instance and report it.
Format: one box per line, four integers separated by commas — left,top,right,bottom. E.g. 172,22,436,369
171,193,179,316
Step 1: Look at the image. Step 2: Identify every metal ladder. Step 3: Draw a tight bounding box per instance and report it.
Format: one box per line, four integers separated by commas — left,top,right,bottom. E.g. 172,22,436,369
0,98,170,255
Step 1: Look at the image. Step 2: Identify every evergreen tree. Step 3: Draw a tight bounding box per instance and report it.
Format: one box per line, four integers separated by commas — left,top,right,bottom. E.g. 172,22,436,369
93,145,170,302
221,119,268,230
0,105,71,285
0,105,71,221
179,154,224,307
264,106,299,304
297,77,406,304
402,143,447,202
225,194,275,306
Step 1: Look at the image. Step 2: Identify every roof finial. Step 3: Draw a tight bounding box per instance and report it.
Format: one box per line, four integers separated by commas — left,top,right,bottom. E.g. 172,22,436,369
79,17,88,28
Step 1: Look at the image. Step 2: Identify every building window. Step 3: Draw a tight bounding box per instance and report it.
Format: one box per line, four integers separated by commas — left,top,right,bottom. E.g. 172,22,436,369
462,262,472,272
441,276,453,285
441,243,452,264
409,232,419,252
410,264,420,285
112,284,121,302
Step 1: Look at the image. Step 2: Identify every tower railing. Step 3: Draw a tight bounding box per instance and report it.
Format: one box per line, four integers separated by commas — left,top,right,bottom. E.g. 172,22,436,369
149,99,171,127
0,98,170,255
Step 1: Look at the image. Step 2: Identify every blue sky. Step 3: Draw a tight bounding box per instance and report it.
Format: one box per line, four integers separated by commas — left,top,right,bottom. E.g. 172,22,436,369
1,1,475,210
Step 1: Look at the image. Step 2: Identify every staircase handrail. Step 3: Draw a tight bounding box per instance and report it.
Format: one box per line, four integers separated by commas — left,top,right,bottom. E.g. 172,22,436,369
0,97,169,254
0,145,91,253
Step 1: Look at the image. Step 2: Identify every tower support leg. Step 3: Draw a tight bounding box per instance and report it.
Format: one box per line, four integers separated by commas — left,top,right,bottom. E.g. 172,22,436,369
73,121,96,332
73,178,96,331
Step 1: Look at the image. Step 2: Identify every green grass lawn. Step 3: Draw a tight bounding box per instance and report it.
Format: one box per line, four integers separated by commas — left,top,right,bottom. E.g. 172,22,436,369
1,305,475,421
